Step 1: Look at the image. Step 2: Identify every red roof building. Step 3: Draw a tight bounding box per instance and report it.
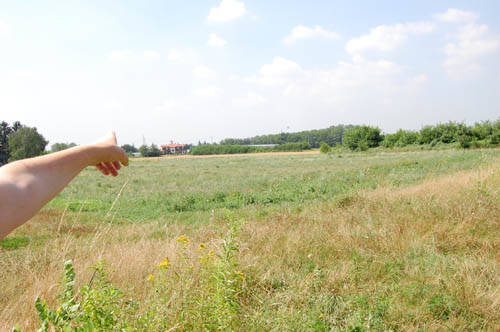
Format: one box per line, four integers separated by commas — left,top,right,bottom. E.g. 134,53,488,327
160,142,189,154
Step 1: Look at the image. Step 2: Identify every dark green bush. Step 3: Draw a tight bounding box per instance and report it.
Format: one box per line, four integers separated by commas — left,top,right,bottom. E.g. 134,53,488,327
320,142,331,154
343,126,383,151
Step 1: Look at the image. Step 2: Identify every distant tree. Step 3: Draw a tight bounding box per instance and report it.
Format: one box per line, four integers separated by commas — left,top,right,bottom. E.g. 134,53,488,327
343,126,383,151
121,144,138,153
319,142,331,154
383,129,419,148
219,125,350,148
51,142,77,152
149,144,161,157
1,121,24,165
0,121,13,165
138,144,149,157
8,126,48,161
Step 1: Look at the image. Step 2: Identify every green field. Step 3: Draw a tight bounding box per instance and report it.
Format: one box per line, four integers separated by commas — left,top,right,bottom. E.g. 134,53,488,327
2,149,500,331
48,149,499,221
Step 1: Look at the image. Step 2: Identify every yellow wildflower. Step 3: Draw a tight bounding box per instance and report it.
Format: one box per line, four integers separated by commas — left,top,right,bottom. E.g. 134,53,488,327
176,235,190,245
158,257,169,268
147,274,154,281
208,250,214,257
199,243,206,249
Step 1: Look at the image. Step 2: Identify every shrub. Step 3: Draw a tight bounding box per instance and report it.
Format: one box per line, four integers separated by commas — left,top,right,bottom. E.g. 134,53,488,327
343,126,383,151
320,142,331,154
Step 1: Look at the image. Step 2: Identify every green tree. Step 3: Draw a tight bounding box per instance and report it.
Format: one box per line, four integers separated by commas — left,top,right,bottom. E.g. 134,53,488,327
51,142,77,152
319,142,331,154
138,144,149,157
121,144,138,153
343,126,383,151
8,126,48,161
149,144,161,157
1,121,25,165
0,121,13,165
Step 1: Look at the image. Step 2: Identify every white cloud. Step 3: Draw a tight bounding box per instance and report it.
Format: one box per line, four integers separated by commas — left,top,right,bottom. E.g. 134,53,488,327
246,56,304,86
443,24,499,78
207,33,227,47
346,22,435,54
194,65,217,80
106,50,159,62
245,55,407,100
283,25,340,45
234,55,429,132
194,85,222,97
207,0,246,23
435,8,479,23
233,92,267,107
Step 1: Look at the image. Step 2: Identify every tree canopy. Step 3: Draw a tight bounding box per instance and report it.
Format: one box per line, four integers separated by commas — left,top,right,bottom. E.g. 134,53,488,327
1,121,24,165
8,126,48,161
121,144,138,153
220,125,350,148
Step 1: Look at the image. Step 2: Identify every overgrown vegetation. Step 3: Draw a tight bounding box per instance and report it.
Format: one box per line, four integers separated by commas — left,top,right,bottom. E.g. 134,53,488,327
13,213,247,331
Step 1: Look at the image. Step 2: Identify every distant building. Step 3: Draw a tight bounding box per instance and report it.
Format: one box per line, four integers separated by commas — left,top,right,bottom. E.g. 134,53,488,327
161,141,189,154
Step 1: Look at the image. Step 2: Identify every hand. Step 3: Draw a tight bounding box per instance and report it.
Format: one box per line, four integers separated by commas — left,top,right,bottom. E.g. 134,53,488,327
91,132,129,177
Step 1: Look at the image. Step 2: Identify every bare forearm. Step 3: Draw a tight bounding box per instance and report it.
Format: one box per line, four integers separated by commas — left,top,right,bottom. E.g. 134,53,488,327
0,145,96,238
0,139,128,239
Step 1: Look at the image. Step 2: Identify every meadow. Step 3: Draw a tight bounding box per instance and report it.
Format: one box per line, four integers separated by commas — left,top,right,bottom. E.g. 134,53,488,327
1,149,499,331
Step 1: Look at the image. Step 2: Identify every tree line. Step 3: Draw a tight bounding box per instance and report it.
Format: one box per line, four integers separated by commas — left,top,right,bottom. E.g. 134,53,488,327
342,120,500,151
217,120,500,154
190,142,312,155
220,125,350,148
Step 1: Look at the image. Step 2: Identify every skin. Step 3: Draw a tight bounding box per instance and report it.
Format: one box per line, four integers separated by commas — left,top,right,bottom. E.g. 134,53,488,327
0,132,128,240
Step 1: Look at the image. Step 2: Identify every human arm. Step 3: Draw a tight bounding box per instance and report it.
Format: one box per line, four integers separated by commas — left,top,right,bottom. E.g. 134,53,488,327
0,132,128,239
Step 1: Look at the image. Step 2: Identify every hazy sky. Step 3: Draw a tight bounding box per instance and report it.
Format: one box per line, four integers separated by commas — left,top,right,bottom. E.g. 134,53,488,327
1,1,499,146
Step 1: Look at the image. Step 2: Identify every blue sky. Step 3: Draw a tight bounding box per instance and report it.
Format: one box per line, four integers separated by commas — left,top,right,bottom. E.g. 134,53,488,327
1,1,499,146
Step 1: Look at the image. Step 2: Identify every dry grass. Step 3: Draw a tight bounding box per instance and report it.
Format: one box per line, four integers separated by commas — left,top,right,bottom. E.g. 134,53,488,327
1,165,499,330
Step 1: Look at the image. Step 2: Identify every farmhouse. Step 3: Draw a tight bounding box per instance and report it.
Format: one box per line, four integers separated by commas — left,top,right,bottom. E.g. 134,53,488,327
161,142,189,154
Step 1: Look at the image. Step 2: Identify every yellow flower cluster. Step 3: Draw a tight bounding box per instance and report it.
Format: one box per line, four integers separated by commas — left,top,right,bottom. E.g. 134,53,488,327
157,257,169,268
176,235,190,245
147,274,154,281
199,243,206,249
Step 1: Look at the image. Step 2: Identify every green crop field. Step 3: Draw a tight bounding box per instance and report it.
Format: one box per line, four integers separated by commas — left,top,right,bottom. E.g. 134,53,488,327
2,149,500,331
